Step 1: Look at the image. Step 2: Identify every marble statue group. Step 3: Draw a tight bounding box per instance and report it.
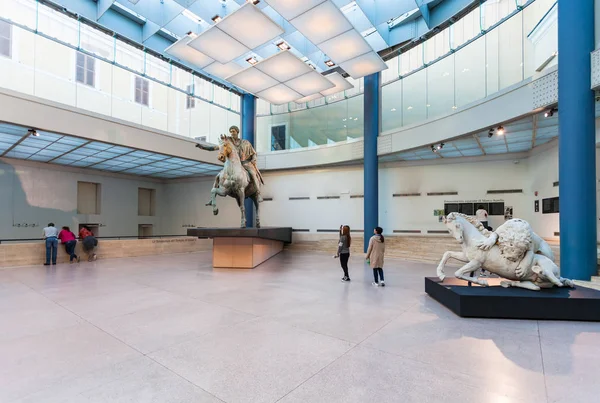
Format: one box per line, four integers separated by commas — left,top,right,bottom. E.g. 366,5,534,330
437,213,574,291
195,126,263,228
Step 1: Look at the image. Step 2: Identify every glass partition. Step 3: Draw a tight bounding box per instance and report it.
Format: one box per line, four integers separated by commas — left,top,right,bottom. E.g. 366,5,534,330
0,0,240,144
255,0,556,150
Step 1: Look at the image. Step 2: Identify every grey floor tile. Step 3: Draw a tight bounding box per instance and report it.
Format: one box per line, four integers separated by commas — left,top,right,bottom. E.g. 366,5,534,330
149,317,354,403
0,322,140,402
278,345,545,403
14,356,223,403
92,299,255,354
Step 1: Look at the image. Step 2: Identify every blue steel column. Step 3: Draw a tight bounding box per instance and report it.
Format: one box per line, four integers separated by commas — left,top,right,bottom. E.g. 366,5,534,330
364,73,380,252
241,93,256,228
558,0,597,280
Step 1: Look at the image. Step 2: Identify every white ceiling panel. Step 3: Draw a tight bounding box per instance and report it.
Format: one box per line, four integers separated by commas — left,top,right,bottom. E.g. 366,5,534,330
285,70,335,96
226,67,279,94
255,50,313,82
264,0,327,20
318,29,372,64
339,51,388,79
188,26,250,64
217,3,284,50
257,84,303,105
164,35,214,68
320,72,354,96
203,61,244,79
290,1,353,45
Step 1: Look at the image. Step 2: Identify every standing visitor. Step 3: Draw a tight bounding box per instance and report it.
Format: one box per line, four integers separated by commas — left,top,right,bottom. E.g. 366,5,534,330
42,222,58,266
58,226,79,263
476,205,489,230
79,226,98,261
366,226,386,287
335,225,352,282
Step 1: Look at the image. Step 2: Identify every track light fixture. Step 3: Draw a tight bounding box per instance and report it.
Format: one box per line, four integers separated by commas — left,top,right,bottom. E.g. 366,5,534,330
212,15,222,23
545,108,557,118
324,60,335,67
431,143,445,153
276,41,290,51
497,126,505,136
488,129,494,138
28,129,39,137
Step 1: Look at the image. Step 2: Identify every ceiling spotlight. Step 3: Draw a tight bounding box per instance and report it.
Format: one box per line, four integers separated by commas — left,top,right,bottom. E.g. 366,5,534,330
497,126,505,135
545,108,557,118
246,56,258,65
431,145,437,153
324,60,335,67
488,129,494,138
28,129,39,137
247,0,260,4
308,63,316,70
212,15,222,23
276,41,290,51
437,142,445,150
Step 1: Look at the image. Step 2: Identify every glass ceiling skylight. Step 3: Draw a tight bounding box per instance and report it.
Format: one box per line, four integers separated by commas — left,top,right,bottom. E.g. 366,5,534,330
0,122,221,179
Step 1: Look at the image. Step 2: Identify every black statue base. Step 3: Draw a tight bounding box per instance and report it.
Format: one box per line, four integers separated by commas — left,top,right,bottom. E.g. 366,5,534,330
425,277,600,321
187,227,292,244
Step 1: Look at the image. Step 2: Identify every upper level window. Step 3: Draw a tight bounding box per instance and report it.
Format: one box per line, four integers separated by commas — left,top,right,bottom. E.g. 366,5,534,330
186,84,195,109
135,76,149,106
0,20,12,58
76,52,95,87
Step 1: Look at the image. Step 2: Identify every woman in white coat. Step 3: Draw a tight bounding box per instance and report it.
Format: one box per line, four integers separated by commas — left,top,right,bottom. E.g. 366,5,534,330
366,226,386,287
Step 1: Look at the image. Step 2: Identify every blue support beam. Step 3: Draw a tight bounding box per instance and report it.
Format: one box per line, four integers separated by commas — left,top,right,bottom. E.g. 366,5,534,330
558,0,597,280
417,2,431,28
363,73,380,252
241,94,257,228
97,0,115,20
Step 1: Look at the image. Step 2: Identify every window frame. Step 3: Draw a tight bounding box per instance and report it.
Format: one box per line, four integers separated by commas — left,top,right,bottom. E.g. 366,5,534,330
134,75,150,107
185,84,195,109
0,20,13,59
75,52,96,87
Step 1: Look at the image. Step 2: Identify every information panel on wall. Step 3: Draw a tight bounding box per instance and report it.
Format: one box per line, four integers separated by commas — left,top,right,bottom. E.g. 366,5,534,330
444,200,505,216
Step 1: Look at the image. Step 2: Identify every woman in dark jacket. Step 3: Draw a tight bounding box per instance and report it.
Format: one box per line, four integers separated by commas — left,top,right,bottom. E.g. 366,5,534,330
335,225,352,282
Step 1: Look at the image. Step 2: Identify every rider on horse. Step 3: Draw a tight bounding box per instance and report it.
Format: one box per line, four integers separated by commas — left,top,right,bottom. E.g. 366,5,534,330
195,125,264,202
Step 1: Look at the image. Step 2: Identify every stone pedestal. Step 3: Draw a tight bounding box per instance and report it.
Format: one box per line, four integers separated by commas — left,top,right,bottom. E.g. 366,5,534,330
187,227,292,269
213,237,283,269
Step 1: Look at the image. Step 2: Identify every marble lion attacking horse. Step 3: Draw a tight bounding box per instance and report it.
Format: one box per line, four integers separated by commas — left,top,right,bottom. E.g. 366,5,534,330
437,213,574,291
205,135,262,228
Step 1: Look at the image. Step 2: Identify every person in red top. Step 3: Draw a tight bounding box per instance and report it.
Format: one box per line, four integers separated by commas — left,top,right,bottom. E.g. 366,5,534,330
79,226,98,261
58,226,79,263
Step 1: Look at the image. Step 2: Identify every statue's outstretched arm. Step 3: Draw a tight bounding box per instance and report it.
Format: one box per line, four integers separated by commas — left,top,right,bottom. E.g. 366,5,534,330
195,143,219,151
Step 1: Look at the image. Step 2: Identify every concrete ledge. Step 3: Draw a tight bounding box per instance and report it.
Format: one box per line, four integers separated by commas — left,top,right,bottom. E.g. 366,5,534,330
0,237,212,268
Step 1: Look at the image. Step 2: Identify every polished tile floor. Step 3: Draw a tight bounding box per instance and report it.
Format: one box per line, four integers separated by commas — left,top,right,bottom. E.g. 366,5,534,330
1,251,598,403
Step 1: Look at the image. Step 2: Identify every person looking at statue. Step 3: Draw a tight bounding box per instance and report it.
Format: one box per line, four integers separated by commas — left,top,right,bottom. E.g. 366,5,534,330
79,226,98,261
366,226,386,287
475,205,489,230
42,222,58,266
334,225,352,282
195,125,263,202
58,226,80,263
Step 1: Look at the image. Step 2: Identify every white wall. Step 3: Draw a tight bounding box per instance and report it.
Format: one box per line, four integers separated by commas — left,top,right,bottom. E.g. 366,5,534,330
0,159,167,239
3,142,598,242
162,143,574,240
